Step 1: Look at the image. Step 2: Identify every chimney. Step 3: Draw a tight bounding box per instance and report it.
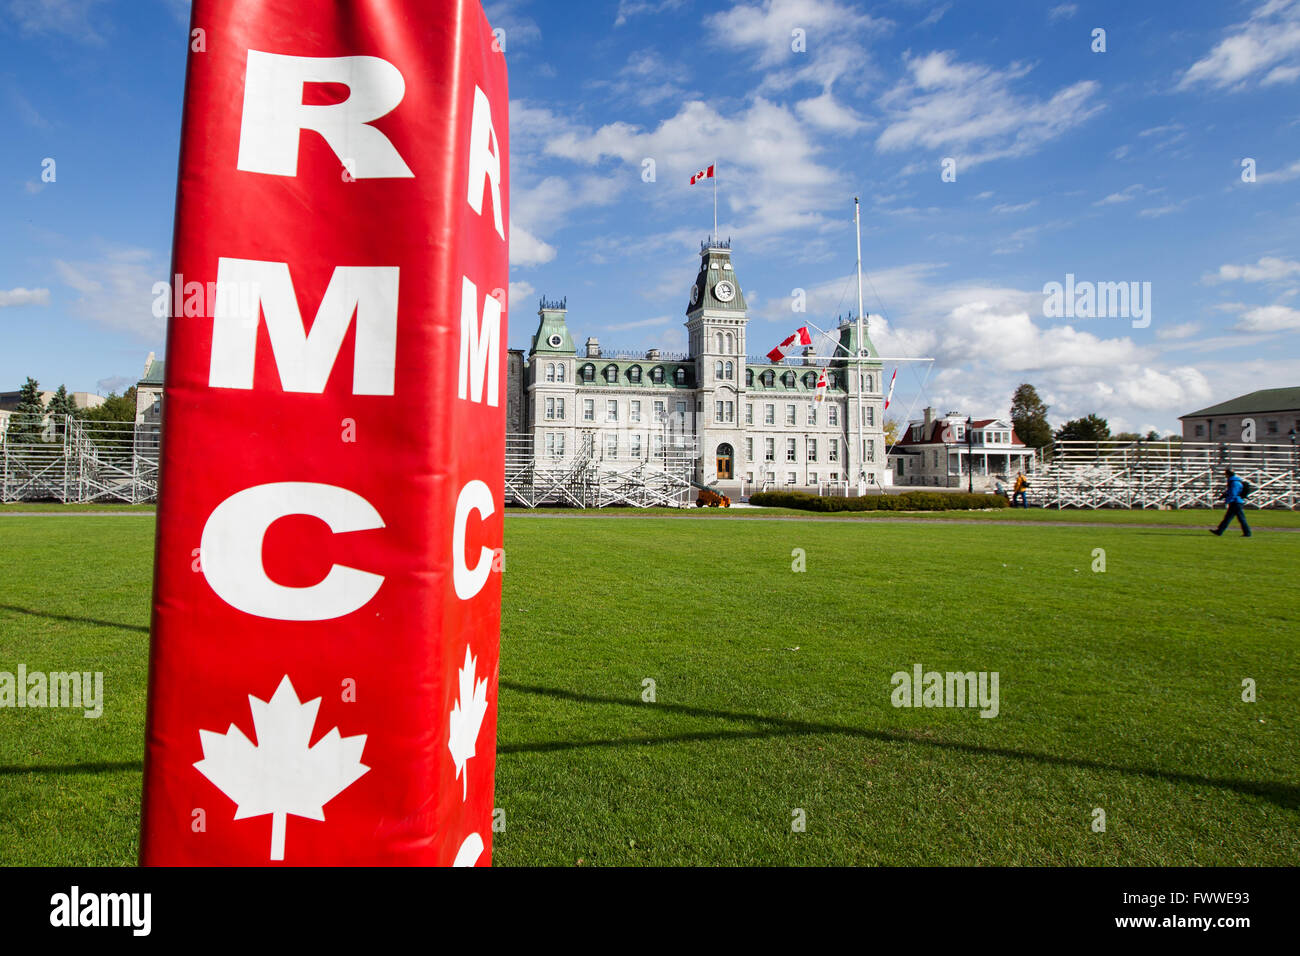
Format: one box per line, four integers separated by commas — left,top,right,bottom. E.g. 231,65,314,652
923,406,934,428
586,337,600,358
646,348,660,360
803,345,816,366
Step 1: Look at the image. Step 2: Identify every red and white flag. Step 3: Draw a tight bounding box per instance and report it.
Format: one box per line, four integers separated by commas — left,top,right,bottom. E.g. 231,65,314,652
690,164,715,185
814,367,828,404
883,368,897,410
766,326,812,363
140,0,507,866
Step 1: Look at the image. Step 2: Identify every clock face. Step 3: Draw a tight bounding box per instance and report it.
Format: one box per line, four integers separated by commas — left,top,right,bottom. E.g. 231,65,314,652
714,280,736,302
547,333,563,348
690,283,700,305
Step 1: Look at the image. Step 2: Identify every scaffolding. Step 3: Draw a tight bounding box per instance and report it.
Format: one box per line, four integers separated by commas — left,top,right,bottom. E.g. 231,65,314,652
1,416,161,504
505,431,697,508
1036,439,1299,510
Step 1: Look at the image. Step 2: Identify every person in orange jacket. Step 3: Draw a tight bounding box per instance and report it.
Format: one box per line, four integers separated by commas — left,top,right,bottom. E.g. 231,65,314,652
1012,471,1029,508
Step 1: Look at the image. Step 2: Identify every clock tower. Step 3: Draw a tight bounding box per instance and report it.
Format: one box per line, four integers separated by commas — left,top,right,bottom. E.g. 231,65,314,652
685,238,747,486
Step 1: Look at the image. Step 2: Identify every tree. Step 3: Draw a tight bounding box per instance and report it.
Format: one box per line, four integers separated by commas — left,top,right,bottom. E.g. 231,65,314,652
80,386,138,433
883,417,901,446
9,377,47,441
1009,383,1053,449
1055,414,1111,443
46,385,76,439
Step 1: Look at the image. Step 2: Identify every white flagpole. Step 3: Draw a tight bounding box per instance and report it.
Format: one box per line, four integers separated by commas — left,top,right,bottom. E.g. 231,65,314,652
854,197,866,496
713,161,718,242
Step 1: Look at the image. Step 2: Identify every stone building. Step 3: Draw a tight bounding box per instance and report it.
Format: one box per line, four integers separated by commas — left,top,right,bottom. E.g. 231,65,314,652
511,238,888,496
1179,387,1300,445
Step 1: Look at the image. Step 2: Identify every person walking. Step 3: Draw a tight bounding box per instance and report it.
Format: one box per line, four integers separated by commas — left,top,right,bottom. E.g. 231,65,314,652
1012,471,1029,508
1211,469,1252,537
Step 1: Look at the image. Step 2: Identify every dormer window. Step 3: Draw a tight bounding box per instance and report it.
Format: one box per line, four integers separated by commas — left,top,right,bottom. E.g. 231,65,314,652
650,365,665,384
745,368,754,387
781,371,796,388
628,365,642,384
604,364,619,383
580,364,595,383
760,369,775,387
803,371,817,389
675,367,687,385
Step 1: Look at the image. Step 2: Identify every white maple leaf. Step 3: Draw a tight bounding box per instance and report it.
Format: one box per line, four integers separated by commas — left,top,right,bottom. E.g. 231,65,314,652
194,675,369,861
448,645,490,801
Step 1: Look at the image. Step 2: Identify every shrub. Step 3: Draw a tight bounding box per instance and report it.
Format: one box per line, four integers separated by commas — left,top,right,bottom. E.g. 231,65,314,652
748,490,1008,512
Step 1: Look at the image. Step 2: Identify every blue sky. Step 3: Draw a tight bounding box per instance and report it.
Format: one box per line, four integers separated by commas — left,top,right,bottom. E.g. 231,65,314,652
2,0,1298,432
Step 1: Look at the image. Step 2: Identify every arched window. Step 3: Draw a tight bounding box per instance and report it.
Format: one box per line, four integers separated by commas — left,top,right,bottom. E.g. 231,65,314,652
715,332,724,353
604,364,619,383
675,367,687,385
546,363,555,383
745,368,754,387
650,366,665,384
628,365,642,384
725,361,734,380
803,371,817,390
864,374,873,391
782,371,796,388
557,364,566,383
715,360,724,378
580,364,595,383
726,332,734,354
761,369,775,387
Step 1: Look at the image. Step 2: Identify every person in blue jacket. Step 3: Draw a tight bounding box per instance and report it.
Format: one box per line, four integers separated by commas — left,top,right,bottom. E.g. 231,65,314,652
1211,469,1251,537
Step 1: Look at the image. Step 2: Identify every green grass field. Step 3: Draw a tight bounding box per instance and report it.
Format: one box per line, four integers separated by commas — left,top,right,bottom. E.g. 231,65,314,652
0,512,1296,865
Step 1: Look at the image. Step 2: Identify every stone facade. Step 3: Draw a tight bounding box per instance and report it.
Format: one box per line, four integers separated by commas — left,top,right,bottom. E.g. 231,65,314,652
511,240,889,495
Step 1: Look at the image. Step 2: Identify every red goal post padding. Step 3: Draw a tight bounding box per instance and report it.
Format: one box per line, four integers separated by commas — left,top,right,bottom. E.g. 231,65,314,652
140,0,507,866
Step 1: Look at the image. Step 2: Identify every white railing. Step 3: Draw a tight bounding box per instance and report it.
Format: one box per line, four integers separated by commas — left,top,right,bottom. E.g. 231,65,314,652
1,416,162,504
1037,439,1299,510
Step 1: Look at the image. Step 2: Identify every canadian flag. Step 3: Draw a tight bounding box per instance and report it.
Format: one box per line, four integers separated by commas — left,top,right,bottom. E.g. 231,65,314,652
766,326,812,363
690,164,715,185
814,367,828,404
883,368,897,410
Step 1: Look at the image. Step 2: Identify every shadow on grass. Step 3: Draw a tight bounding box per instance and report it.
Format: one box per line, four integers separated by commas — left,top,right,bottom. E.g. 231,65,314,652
499,681,1300,813
0,604,148,634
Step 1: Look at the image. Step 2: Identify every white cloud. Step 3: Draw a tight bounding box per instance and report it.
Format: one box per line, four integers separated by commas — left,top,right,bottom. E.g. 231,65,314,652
508,280,535,306
1156,321,1201,340
5,0,110,43
706,0,888,70
522,97,843,246
1093,184,1143,205
991,200,1038,214
1178,0,1300,91
1234,304,1300,331
53,246,167,340
1048,4,1077,21
510,223,557,268
1256,157,1300,183
0,286,50,307
1204,256,1300,283
1137,201,1187,218
876,51,1103,169
614,0,686,27
96,375,131,394
795,90,871,133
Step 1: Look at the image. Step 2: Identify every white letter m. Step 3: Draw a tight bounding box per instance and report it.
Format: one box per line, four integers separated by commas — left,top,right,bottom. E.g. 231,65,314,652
209,258,399,395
